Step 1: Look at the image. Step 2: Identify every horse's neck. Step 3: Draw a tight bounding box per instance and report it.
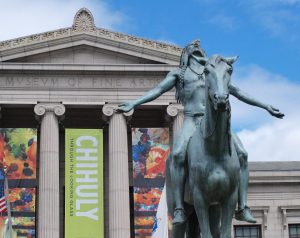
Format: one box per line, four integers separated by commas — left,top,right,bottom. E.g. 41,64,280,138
203,99,231,156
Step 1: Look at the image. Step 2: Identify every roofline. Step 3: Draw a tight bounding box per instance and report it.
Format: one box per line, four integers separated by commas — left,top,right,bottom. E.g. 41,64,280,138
0,8,182,64
0,27,182,58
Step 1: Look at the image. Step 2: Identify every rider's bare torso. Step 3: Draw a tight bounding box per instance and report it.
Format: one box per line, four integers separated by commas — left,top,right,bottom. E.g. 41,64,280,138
176,65,206,117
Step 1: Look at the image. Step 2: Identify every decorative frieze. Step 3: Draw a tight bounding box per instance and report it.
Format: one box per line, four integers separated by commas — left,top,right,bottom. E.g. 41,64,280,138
72,8,96,32
0,9,182,55
27,34,41,43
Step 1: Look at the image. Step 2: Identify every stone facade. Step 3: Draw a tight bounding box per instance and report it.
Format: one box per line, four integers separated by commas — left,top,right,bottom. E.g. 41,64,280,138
234,162,300,238
0,8,299,238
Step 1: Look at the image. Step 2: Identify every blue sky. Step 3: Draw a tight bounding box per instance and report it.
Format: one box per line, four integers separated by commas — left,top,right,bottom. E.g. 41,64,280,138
0,0,299,161
107,0,300,82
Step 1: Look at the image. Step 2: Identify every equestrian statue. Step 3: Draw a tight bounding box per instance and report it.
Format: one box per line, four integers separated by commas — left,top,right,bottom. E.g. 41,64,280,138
117,40,284,237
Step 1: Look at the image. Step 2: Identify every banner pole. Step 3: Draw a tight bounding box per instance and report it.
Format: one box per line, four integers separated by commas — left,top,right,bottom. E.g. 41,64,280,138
3,166,13,238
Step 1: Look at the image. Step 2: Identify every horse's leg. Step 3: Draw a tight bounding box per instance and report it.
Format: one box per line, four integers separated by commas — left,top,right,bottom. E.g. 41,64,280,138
193,191,213,238
172,222,187,238
186,210,201,238
172,203,194,238
220,188,238,238
165,156,174,216
209,205,221,238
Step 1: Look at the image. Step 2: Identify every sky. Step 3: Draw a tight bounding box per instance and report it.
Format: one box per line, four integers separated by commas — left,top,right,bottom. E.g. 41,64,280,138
0,0,299,161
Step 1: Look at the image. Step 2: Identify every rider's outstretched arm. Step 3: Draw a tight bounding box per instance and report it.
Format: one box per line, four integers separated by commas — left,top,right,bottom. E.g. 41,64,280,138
117,70,178,112
229,84,284,118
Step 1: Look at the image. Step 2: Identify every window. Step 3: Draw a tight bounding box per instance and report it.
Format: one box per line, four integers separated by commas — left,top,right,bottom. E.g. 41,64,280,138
289,224,300,238
234,225,262,238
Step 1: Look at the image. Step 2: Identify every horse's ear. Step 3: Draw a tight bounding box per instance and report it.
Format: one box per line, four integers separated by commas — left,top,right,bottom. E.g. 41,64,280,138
226,56,239,65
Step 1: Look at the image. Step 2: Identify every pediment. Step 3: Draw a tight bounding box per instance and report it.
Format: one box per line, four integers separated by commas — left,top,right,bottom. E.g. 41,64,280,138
6,44,161,64
0,8,181,65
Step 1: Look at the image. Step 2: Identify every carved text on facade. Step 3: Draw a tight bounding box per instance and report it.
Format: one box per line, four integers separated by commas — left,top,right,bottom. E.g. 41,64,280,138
0,76,164,89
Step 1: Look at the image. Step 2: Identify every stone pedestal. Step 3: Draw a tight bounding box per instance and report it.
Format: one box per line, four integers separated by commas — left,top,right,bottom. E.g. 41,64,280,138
34,103,65,238
102,104,133,238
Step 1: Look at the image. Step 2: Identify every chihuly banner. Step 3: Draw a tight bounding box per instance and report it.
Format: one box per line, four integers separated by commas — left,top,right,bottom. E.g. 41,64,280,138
65,129,104,238
131,128,171,238
0,128,37,238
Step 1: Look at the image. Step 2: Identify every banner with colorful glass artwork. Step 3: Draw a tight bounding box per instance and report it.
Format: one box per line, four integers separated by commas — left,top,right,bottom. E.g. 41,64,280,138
132,128,171,238
0,128,37,238
65,129,104,238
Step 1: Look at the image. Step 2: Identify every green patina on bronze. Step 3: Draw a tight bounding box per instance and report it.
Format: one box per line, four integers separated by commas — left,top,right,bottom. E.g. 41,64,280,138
117,41,284,238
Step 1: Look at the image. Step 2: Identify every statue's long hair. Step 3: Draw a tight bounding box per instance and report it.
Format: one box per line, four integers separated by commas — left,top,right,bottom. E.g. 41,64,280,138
176,40,207,103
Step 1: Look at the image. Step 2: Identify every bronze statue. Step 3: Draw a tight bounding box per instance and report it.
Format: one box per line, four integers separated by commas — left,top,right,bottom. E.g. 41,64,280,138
117,40,284,237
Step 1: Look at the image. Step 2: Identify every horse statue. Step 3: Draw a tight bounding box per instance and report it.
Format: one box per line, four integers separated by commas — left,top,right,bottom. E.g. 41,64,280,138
166,54,240,238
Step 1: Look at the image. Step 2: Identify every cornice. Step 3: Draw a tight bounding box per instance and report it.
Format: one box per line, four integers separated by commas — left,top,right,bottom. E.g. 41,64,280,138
0,63,178,72
249,171,300,184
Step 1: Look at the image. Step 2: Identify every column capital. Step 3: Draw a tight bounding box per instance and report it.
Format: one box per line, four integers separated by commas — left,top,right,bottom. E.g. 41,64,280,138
102,104,134,122
166,104,184,117
34,103,65,120
166,104,184,141
166,104,184,123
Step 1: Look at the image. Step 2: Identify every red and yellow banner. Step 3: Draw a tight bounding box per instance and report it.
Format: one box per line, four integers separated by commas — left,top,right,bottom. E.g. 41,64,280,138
131,128,170,237
0,128,37,238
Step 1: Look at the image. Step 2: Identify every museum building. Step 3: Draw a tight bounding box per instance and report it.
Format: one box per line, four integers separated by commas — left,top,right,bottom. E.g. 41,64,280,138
0,8,299,238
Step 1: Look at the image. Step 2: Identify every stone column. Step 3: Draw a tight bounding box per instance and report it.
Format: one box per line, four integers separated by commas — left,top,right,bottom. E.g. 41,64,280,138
166,104,184,140
102,104,133,238
0,106,2,127
34,103,65,238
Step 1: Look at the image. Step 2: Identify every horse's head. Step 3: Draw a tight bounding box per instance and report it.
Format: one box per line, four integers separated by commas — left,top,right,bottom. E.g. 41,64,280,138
204,55,238,112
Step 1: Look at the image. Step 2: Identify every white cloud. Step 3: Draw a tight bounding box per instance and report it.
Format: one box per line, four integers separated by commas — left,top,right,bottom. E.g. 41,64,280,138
250,0,300,7
245,0,300,41
207,14,239,32
238,111,300,161
231,65,300,161
0,0,126,41
231,64,299,128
